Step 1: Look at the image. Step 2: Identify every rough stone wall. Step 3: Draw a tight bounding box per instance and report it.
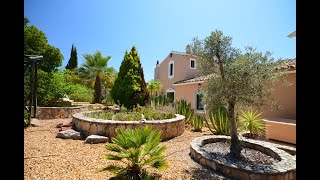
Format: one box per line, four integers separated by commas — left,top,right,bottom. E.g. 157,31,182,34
72,112,185,140
190,135,296,180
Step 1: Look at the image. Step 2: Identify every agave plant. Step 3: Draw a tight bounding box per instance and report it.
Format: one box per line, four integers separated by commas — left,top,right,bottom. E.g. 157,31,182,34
238,110,266,138
102,126,168,180
175,99,194,125
191,114,204,132
204,106,240,135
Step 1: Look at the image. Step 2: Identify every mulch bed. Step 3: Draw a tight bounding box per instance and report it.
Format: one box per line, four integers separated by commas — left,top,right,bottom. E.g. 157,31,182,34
202,142,280,172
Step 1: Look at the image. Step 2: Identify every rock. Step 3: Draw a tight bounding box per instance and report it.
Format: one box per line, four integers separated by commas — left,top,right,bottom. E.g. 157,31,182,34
56,129,82,140
84,135,109,144
56,123,63,128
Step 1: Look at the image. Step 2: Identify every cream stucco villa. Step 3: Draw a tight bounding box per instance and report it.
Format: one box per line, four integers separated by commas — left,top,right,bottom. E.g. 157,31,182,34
154,31,296,144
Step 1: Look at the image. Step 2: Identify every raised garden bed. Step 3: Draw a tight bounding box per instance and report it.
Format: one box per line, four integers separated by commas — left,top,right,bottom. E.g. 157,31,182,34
190,135,296,179
72,110,185,140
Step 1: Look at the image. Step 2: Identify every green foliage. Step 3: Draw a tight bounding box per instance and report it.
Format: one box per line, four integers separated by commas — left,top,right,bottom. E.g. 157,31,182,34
204,106,233,135
191,114,204,132
111,46,149,109
150,95,170,108
238,110,266,137
175,99,194,124
147,79,163,97
85,111,114,120
93,75,102,103
37,70,66,106
103,126,168,179
24,17,63,73
187,29,286,158
138,107,175,120
65,44,78,70
113,112,142,121
64,83,93,102
84,107,175,121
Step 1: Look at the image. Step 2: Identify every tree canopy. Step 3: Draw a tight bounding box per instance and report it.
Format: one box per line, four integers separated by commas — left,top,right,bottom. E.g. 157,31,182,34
65,44,78,70
186,29,285,159
111,45,149,109
24,17,63,72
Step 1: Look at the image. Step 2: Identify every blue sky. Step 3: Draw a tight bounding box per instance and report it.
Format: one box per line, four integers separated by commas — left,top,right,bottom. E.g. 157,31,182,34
24,0,296,82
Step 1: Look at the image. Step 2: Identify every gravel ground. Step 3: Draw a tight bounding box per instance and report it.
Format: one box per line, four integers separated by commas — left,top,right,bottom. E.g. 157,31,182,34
24,118,228,180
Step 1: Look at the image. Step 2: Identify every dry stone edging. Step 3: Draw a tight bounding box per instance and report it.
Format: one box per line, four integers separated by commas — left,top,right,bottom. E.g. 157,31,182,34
72,110,185,140
190,135,296,180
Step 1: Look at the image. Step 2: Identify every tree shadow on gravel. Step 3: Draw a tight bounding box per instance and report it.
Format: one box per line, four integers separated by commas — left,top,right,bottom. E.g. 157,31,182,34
184,167,230,180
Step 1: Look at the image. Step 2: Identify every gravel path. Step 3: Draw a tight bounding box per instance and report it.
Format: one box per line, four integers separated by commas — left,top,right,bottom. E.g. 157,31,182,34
24,118,228,180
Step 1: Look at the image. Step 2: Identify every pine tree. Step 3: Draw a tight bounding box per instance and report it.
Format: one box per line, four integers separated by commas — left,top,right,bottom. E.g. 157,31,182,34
111,45,149,109
65,44,78,70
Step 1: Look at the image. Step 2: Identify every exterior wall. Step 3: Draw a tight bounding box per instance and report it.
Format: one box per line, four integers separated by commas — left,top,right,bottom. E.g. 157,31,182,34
265,120,296,144
175,82,207,110
157,52,197,95
154,64,160,80
260,72,296,120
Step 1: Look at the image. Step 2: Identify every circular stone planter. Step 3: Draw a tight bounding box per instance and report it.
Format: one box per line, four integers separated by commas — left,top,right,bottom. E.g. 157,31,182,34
190,135,296,180
33,105,89,120
72,111,185,140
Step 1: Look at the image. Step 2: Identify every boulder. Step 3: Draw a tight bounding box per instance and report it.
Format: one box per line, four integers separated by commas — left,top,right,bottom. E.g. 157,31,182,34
84,135,109,144
56,129,82,140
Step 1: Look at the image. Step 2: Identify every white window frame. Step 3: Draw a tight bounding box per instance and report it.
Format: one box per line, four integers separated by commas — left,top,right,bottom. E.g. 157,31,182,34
166,88,175,102
190,59,196,69
168,60,174,79
194,91,205,113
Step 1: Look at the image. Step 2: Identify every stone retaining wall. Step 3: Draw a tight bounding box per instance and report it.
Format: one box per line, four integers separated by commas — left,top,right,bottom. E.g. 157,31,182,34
72,111,185,140
33,106,88,119
32,104,106,120
190,135,296,180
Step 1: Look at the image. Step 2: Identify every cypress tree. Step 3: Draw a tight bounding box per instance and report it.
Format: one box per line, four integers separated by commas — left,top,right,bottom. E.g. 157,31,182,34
65,44,78,70
111,45,149,109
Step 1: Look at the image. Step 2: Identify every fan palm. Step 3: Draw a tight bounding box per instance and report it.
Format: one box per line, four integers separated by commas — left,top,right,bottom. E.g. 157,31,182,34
103,126,168,180
147,80,163,97
79,51,113,103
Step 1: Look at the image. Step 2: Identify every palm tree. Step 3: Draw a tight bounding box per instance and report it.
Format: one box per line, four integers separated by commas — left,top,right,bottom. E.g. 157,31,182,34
147,79,163,97
103,126,168,179
78,51,112,103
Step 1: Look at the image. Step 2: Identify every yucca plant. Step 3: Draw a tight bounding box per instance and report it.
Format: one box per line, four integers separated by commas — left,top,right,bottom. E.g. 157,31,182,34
102,126,168,180
204,106,240,135
191,114,204,132
238,110,266,138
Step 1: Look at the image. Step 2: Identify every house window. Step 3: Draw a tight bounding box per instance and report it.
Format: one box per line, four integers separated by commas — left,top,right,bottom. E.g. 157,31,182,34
196,93,204,111
168,61,174,79
190,59,196,69
166,88,175,103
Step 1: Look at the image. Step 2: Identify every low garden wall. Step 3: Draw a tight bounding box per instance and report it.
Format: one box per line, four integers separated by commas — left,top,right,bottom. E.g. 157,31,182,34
33,104,105,120
265,119,296,144
72,111,185,140
190,135,296,180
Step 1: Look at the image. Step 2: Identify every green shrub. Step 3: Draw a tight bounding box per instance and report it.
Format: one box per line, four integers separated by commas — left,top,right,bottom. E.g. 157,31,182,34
65,83,93,102
85,111,114,120
175,99,194,124
113,112,142,121
204,106,240,135
102,126,168,179
238,110,266,137
191,114,204,132
150,95,170,107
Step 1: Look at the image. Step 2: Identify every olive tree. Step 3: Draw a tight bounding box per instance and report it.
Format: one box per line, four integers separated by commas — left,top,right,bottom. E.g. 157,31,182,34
186,30,285,159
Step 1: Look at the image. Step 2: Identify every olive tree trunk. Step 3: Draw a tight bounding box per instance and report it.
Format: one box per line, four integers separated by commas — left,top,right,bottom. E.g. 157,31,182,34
228,100,242,159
